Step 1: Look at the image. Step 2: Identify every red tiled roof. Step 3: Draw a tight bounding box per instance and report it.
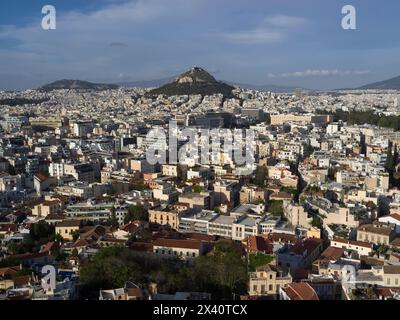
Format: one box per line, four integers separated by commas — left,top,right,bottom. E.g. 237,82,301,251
332,238,372,249
284,282,319,300
72,239,90,248
0,265,21,277
0,223,18,233
40,241,60,253
267,233,297,243
320,246,344,261
153,238,203,250
129,242,153,252
246,236,273,254
185,233,217,242
288,238,323,256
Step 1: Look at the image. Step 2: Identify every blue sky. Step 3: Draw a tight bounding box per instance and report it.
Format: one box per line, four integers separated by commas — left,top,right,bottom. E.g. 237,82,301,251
0,0,399,90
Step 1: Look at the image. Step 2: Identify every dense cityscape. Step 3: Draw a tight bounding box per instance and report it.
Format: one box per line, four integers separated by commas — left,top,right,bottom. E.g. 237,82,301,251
1,65,400,301
2,2,400,313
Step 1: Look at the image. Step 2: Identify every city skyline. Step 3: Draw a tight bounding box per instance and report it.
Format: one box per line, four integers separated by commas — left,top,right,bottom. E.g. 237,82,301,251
1,0,400,90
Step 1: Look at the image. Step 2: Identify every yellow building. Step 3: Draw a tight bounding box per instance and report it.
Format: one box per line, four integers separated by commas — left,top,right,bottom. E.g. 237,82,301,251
357,223,396,245
249,263,292,296
148,208,181,230
307,226,321,239
32,200,62,218
55,220,81,240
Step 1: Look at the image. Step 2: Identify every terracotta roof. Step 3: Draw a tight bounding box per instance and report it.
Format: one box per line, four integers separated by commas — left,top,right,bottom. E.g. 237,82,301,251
56,220,81,228
13,275,31,287
45,213,66,220
153,238,203,250
267,232,297,243
40,241,60,253
357,223,394,236
376,287,400,298
360,256,385,267
388,213,400,222
34,173,48,182
288,238,323,256
332,238,372,249
383,265,400,274
73,239,91,248
185,233,217,242
246,235,273,254
0,223,18,233
284,282,319,300
42,200,61,206
292,269,309,281
80,225,107,240
126,288,144,298
0,265,21,278
320,246,344,261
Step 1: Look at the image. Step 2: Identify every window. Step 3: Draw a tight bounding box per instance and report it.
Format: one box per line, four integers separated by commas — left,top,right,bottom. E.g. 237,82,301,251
269,285,273,291
253,285,257,292
261,285,265,293
269,274,273,280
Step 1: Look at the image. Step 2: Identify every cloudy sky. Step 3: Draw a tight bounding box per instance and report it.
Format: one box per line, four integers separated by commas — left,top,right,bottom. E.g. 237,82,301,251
0,0,399,90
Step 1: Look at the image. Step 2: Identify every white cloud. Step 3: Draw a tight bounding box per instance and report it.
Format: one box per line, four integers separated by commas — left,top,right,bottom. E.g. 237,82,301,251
224,14,309,45
224,29,284,44
263,15,309,28
268,69,370,78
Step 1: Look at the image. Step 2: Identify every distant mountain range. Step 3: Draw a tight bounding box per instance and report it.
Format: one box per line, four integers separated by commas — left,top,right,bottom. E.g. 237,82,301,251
40,79,119,91
39,71,400,93
39,69,309,94
356,75,400,90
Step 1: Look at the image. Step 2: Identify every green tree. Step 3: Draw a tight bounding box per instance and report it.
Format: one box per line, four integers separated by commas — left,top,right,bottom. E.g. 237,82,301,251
248,253,274,272
72,230,80,242
109,206,119,228
267,200,284,217
254,166,267,187
193,185,204,193
311,216,323,229
177,165,187,181
124,205,148,223
191,240,248,299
